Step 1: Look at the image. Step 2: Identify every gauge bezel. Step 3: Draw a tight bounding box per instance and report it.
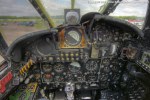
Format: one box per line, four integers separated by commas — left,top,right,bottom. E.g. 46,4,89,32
85,60,99,71
54,63,65,73
64,27,82,46
59,26,87,48
68,62,81,73
64,9,80,25
42,64,52,73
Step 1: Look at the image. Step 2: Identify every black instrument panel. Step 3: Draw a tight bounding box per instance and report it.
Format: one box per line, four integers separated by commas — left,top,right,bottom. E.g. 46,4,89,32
21,22,141,89
5,17,144,92
40,61,100,84
25,23,136,63
4,14,150,100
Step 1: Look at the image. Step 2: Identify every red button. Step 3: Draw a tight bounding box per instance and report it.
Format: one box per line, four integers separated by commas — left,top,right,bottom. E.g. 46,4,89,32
0,72,13,93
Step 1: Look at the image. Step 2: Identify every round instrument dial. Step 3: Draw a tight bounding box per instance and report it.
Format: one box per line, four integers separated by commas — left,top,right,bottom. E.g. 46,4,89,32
66,11,79,25
68,62,81,73
43,74,53,82
54,63,64,73
86,61,98,71
42,64,52,72
65,30,81,46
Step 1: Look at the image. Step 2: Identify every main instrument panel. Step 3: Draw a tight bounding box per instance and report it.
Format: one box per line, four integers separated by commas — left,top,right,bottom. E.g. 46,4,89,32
5,14,150,100
17,22,137,89
0,5,149,100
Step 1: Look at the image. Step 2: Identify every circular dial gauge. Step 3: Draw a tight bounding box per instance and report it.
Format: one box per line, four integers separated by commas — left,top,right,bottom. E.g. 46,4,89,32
86,61,98,71
65,30,81,46
54,63,64,73
43,74,53,82
68,62,81,73
66,11,79,25
42,64,52,72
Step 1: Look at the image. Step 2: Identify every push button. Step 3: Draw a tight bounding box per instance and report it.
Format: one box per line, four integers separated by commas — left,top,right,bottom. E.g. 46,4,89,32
0,71,13,94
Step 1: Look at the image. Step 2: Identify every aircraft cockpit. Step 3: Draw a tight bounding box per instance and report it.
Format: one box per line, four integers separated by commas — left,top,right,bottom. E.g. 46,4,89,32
0,0,150,100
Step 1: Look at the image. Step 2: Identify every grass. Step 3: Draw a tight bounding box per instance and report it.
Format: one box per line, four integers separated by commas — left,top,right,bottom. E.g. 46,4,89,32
0,18,48,30
34,20,48,29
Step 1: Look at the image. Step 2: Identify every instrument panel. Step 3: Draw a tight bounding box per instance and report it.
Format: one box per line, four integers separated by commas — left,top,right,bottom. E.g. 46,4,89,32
27,23,133,63
21,22,136,89
40,61,100,84
4,13,150,100
5,16,145,92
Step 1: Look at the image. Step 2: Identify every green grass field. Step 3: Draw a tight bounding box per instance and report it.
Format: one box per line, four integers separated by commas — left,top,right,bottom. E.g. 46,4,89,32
0,18,48,30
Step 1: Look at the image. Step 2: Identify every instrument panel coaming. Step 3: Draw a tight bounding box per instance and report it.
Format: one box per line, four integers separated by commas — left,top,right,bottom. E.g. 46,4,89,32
26,22,135,63
24,25,89,63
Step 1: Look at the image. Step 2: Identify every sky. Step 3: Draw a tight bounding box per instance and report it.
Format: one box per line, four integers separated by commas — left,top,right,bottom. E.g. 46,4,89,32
0,0,148,17
0,0,39,16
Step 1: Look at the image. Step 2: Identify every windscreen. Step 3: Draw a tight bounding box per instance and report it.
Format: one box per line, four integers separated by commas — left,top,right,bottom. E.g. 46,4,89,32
40,0,148,28
0,0,148,45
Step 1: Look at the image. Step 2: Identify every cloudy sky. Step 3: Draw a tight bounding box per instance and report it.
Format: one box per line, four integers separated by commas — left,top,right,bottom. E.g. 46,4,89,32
0,0,39,16
0,0,148,17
